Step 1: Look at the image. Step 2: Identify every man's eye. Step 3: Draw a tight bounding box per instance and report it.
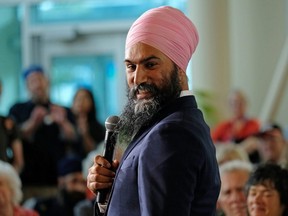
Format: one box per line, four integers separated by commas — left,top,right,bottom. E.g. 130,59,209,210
145,62,156,68
222,189,231,196
263,192,273,197
248,191,257,197
126,64,135,71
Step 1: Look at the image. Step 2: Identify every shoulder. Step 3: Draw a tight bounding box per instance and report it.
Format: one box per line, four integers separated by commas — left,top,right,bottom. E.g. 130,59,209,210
9,101,33,113
33,197,58,213
153,109,210,142
13,206,39,216
11,101,31,108
246,118,260,126
213,120,231,129
143,113,213,159
9,101,34,121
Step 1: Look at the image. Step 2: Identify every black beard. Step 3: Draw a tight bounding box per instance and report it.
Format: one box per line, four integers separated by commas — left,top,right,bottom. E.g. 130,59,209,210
116,65,182,149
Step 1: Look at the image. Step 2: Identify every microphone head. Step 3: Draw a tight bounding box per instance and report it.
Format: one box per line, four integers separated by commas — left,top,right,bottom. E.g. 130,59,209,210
105,115,120,131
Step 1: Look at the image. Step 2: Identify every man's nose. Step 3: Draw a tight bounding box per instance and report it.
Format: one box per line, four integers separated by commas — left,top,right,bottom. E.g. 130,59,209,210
133,66,147,85
231,191,245,202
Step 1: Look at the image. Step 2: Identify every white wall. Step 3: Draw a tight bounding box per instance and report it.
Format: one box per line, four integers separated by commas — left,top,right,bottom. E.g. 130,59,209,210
228,0,287,125
188,0,288,127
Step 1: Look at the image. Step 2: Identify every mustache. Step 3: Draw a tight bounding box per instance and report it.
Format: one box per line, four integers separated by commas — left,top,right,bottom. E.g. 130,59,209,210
129,83,159,99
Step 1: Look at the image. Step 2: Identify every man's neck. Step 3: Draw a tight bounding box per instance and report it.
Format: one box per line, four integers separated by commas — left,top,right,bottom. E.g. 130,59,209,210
32,97,49,105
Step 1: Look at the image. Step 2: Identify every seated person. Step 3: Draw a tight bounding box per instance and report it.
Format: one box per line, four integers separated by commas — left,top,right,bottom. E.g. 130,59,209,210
0,116,24,173
217,160,253,216
212,89,260,143
0,80,24,173
246,163,288,216
26,156,87,216
212,89,261,163
0,160,39,216
255,123,288,169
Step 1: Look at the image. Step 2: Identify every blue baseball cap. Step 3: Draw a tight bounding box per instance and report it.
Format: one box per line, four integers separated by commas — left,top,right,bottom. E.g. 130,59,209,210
22,65,44,80
57,156,83,177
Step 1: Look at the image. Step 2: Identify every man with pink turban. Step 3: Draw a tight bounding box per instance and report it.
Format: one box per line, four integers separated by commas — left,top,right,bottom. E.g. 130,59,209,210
88,6,220,216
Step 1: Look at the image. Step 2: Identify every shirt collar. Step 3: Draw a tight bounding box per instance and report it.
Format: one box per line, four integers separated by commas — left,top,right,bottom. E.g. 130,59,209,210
180,90,193,97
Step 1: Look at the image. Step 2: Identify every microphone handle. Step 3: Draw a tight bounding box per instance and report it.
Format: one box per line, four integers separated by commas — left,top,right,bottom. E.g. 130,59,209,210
103,130,116,163
96,130,117,204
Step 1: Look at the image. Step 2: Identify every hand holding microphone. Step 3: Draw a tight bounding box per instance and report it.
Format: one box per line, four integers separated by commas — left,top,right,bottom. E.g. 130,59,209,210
96,115,120,204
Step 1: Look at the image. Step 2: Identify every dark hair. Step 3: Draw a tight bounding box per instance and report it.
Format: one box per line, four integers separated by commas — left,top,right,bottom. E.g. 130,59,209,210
246,163,288,212
57,155,82,177
73,87,97,119
256,123,283,137
73,87,105,144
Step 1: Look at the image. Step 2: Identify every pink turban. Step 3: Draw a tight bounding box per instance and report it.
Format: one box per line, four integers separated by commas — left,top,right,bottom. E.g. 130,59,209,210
125,6,199,72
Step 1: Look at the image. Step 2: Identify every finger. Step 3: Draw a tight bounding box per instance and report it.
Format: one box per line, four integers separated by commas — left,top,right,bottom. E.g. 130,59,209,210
87,172,114,190
87,181,113,193
94,165,115,177
111,160,120,171
94,155,111,169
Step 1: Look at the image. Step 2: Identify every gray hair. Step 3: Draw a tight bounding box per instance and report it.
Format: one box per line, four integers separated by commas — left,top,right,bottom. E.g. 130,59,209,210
0,160,23,204
219,160,253,176
216,144,249,165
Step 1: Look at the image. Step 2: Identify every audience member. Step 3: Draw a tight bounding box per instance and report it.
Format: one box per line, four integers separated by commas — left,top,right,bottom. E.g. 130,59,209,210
217,160,253,216
0,160,39,216
8,65,79,200
26,156,87,216
0,116,24,173
72,87,105,158
216,143,250,165
87,6,220,216
0,79,24,173
212,89,261,163
245,163,288,216
255,123,288,169
212,89,260,143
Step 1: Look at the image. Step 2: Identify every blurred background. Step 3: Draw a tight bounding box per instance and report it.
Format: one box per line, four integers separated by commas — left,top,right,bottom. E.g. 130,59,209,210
0,0,287,127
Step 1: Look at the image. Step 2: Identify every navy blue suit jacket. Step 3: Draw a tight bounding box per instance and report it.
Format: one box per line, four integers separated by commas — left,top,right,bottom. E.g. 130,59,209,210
105,96,220,216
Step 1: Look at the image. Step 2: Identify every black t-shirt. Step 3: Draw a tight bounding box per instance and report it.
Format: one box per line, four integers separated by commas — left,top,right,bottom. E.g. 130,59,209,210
9,101,78,186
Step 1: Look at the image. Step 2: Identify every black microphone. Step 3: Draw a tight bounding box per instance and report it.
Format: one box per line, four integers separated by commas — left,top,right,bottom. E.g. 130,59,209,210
96,115,120,204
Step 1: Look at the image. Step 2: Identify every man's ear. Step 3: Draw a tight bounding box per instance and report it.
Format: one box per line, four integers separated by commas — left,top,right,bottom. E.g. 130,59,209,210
216,200,221,210
177,68,189,90
57,176,65,189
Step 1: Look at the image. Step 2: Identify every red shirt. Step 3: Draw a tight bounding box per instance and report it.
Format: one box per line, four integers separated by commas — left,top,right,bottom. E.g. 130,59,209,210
211,118,260,143
14,206,39,216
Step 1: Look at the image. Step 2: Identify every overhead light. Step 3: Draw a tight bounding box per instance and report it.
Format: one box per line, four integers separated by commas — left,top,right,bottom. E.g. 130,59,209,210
39,0,54,11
